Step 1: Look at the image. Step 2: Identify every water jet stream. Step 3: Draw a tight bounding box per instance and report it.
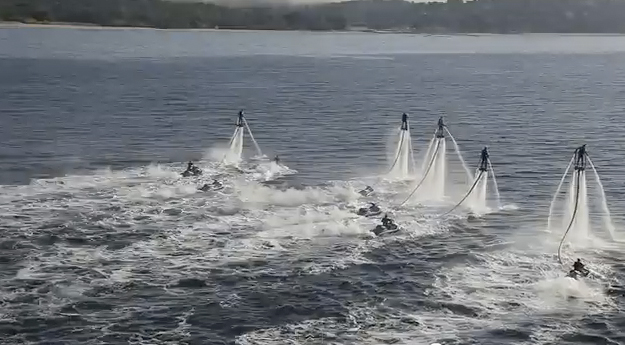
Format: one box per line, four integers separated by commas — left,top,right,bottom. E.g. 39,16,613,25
547,154,576,232
587,156,617,241
387,113,416,179
442,170,485,216
399,138,442,206
558,169,582,264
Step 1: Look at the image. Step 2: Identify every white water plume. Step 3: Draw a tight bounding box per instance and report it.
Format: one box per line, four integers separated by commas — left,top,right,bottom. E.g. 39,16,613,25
547,155,575,232
445,127,473,183
403,123,475,205
549,155,616,249
487,159,502,209
387,127,416,179
588,156,617,241
433,138,447,199
221,117,264,165
223,126,245,165
466,171,488,213
243,118,263,158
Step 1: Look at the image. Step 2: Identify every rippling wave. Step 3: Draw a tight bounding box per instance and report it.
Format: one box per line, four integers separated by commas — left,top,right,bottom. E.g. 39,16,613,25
1,28,625,345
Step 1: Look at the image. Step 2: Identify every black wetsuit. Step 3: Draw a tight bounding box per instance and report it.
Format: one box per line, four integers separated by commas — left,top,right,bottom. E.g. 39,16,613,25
573,260,584,272
436,117,445,138
237,111,244,127
575,145,586,170
187,162,194,170
382,216,390,226
401,113,408,130
479,148,489,171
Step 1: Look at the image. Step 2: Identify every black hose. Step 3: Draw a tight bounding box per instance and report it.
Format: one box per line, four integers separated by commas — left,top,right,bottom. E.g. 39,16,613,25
399,138,443,206
442,170,484,217
558,169,582,264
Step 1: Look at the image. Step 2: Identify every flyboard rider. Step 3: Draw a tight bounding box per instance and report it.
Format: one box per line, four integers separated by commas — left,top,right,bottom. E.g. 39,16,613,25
479,147,489,172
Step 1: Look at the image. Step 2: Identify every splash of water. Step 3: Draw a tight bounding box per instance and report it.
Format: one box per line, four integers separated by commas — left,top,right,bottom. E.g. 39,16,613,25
445,127,474,183
547,155,575,232
487,159,502,209
222,116,264,165
387,127,416,179
427,138,447,200
243,118,263,158
402,120,473,204
223,126,244,165
552,151,616,261
587,156,617,240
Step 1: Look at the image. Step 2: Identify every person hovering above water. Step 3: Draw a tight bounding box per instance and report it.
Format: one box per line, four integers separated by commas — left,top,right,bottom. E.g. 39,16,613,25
274,155,280,164
401,113,408,131
237,110,244,127
187,161,194,171
479,146,489,172
436,116,446,138
574,144,587,171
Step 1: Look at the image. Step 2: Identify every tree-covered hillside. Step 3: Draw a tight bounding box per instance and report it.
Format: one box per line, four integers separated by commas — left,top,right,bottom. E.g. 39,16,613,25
2,0,625,33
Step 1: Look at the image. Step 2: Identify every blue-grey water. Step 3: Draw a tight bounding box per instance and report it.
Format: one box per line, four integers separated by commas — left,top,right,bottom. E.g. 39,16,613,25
1,27,625,345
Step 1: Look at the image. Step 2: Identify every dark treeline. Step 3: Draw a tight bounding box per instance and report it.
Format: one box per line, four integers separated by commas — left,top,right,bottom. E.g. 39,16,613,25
2,0,625,33
0,0,347,30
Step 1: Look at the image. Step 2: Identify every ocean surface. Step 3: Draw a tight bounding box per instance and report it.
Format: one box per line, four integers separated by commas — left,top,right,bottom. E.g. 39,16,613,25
1,27,625,345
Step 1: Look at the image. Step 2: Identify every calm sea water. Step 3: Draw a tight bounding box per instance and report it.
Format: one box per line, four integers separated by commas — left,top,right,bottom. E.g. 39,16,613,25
1,27,625,345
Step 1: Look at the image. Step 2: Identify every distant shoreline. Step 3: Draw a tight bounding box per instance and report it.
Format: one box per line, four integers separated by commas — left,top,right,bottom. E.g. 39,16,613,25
2,21,625,36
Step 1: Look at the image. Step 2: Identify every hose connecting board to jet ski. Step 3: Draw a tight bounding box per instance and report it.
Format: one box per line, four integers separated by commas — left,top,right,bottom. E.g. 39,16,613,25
399,137,443,207
557,151,587,265
442,169,484,217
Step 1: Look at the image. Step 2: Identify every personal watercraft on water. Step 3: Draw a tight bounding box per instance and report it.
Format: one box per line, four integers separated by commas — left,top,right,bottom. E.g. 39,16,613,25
359,186,374,197
182,162,202,177
357,203,382,217
567,269,589,280
566,259,590,280
199,180,223,192
372,222,400,236
372,214,400,236
182,168,202,177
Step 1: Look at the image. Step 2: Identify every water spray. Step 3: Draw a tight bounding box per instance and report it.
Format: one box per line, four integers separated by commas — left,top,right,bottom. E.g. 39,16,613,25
547,154,576,231
442,146,490,216
386,113,415,177
221,110,247,164
243,117,263,157
587,155,617,240
387,129,407,174
399,135,442,206
557,144,587,264
399,117,449,205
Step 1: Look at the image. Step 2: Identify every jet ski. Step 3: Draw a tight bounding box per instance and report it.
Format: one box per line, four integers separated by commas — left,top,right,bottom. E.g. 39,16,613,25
372,222,400,236
182,166,202,177
356,203,382,217
198,180,223,192
358,186,374,197
566,269,589,280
